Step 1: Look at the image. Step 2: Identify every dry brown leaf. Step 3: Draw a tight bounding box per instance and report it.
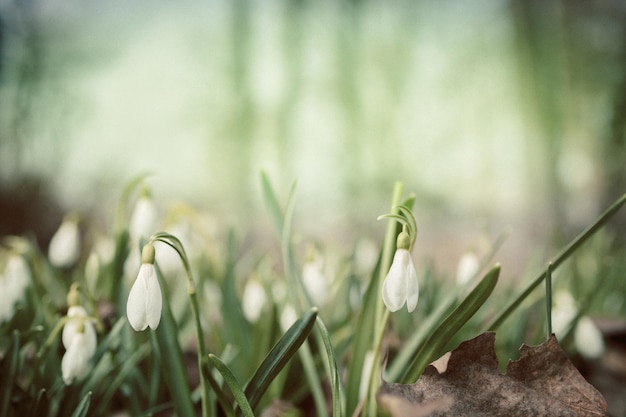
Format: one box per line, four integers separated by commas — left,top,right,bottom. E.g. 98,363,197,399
378,332,608,417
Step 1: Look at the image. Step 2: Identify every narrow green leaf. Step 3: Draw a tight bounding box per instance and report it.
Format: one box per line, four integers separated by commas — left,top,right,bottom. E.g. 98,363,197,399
0,331,20,417
316,317,344,417
402,265,500,383
154,269,196,417
386,293,457,381
244,308,318,411
260,171,285,235
70,391,92,417
488,191,626,330
208,355,255,417
28,389,48,417
201,357,236,417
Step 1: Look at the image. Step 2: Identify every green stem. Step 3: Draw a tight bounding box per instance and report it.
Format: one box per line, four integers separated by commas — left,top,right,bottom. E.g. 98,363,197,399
364,182,403,417
151,233,212,417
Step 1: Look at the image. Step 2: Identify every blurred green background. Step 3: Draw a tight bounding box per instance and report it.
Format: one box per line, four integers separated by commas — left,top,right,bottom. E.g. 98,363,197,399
1,0,625,277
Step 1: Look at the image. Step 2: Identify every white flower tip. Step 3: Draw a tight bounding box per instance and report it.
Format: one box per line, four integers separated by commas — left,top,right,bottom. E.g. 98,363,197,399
382,249,419,313
126,264,162,331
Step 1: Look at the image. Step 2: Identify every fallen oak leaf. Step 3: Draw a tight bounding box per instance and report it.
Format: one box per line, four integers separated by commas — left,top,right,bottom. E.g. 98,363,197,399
507,335,608,416
379,332,608,417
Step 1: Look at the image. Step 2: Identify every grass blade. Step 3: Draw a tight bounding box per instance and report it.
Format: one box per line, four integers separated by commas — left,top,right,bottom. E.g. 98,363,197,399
244,307,318,411
402,265,500,383
154,268,196,417
70,391,92,417
316,317,344,417
260,171,285,236
0,331,20,417
208,354,255,417
488,191,626,331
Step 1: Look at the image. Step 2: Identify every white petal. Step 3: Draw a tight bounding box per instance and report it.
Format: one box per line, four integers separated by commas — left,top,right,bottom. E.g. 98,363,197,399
456,252,480,285
62,306,89,349
382,250,409,312
242,279,267,323
145,266,162,330
62,333,92,385
404,256,419,313
127,265,150,331
302,260,328,306
575,317,604,360
127,264,162,331
129,196,158,242
49,220,81,268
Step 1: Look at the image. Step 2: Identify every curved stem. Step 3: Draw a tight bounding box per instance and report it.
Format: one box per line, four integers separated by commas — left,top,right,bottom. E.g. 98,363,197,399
150,233,212,417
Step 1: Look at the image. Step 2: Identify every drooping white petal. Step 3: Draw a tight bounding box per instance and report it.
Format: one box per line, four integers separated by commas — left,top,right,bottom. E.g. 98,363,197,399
456,252,480,285
49,219,81,268
404,255,419,313
62,332,95,385
242,279,267,323
129,196,158,242
302,260,328,307
382,249,415,312
127,263,162,331
575,316,605,360
62,306,96,350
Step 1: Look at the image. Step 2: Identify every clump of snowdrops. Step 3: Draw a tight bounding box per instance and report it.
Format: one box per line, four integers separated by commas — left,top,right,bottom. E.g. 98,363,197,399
1,174,624,417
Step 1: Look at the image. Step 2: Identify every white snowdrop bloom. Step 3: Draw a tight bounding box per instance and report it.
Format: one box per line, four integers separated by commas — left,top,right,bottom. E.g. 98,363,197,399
280,304,298,332
61,285,97,385
574,316,605,360
551,290,605,359
129,195,158,242
127,243,162,331
242,278,267,323
382,245,419,313
456,251,480,285
84,252,100,294
62,306,97,353
49,216,81,268
62,330,96,385
302,259,328,307
0,253,31,323
551,290,578,341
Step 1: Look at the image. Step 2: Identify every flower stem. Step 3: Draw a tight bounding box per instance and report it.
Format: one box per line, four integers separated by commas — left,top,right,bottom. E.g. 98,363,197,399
151,233,213,417
363,182,403,417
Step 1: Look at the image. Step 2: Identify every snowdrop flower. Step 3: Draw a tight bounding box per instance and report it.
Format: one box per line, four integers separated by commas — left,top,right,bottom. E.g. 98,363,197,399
62,324,96,384
49,215,81,268
574,316,605,360
0,252,31,323
127,243,162,331
456,251,480,285
84,252,100,294
280,304,298,332
242,276,267,323
552,290,605,360
382,228,419,313
302,256,328,307
61,284,97,385
129,193,158,243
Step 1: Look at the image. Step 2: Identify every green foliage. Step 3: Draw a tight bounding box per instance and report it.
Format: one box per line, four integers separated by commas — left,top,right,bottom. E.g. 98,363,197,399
0,178,624,417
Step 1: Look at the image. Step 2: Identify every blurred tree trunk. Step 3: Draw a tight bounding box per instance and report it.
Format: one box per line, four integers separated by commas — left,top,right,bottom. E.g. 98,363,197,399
509,0,567,239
